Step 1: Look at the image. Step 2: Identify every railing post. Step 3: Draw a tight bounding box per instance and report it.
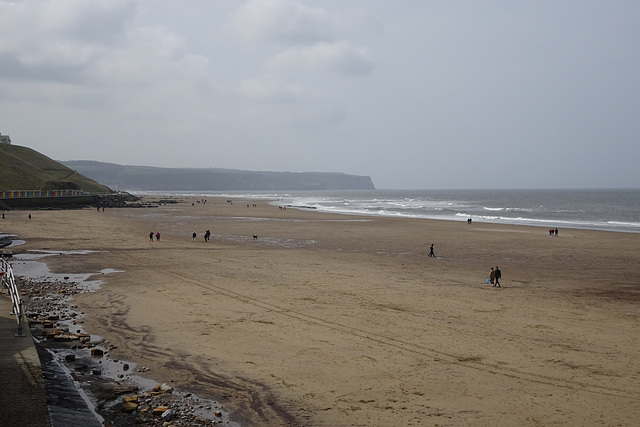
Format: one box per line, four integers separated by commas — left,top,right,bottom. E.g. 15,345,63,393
15,301,25,338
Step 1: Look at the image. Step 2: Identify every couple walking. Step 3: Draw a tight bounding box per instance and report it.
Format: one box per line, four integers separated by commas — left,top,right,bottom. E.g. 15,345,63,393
489,266,501,287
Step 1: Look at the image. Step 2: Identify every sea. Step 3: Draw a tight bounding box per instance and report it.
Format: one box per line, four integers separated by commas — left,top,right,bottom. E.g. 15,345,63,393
138,188,640,234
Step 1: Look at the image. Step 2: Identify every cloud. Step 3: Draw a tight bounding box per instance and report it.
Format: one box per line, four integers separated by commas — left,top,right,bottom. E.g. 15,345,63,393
237,74,302,102
0,0,216,123
226,0,343,44
268,41,373,75
0,0,136,72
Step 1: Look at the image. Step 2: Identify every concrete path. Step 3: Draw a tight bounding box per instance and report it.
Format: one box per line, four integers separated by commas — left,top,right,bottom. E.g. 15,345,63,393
0,292,51,427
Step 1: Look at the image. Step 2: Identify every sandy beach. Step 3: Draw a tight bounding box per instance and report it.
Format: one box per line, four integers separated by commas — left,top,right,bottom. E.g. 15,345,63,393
4,196,640,426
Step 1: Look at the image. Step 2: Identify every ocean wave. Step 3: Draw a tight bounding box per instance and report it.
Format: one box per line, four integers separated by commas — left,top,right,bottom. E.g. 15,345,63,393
607,221,640,228
137,189,640,233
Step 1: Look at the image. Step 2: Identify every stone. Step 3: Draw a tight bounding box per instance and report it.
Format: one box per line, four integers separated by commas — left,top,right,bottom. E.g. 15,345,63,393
152,405,169,416
53,333,77,341
161,409,175,420
91,348,104,357
122,401,139,413
159,383,173,394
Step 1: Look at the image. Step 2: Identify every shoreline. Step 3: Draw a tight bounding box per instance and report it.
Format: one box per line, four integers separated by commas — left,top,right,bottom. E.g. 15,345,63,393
128,189,640,235
4,195,640,426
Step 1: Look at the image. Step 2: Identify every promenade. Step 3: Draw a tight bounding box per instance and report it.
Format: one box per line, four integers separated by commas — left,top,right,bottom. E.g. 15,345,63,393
0,291,51,427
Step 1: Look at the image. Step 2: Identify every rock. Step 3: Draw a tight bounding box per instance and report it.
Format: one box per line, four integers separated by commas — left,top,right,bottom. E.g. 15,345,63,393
123,395,139,403
65,354,76,362
122,401,139,413
159,383,173,394
53,333,77,342
91,348,104,357
89,382,139,402
152,405,169,416
161,409,175,420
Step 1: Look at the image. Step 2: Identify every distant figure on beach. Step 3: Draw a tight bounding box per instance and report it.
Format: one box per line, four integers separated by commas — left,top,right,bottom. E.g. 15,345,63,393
28,214,31,220
428,244,435,257
204,230,211,242
2,213,4,219
192,232,197,241
555,228,558,236
149,232,154,242
155,232,160,242
489,267,495,285
494,266,501,287
549,228,554,237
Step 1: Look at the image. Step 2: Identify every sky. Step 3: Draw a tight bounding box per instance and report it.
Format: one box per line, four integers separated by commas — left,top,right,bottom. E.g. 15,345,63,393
1,0,639,190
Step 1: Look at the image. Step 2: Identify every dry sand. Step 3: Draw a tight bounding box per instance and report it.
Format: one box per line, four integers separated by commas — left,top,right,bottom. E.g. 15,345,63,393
4,197,640,426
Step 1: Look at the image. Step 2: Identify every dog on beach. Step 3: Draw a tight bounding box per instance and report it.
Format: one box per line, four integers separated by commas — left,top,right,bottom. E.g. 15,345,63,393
253,235,258,239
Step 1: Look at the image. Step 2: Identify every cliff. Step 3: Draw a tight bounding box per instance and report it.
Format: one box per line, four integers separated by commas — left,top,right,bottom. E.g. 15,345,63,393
62,161,376,191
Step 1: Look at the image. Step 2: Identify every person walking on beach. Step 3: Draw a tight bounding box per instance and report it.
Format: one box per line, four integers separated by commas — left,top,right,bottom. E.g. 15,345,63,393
494,266,501,287
149,232,154,242
204,230,211,242
489,267,495,285
155,232,161,242
428,243,435,257
192,232,197,241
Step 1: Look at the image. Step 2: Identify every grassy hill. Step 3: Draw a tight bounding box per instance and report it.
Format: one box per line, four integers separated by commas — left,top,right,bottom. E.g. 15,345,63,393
0,144,112,193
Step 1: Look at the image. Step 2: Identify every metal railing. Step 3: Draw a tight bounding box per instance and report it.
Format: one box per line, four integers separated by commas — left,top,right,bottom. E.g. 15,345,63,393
1,258,25,337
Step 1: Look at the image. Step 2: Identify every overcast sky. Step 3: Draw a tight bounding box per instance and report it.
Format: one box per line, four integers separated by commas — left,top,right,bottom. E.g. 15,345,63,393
1,1,639,189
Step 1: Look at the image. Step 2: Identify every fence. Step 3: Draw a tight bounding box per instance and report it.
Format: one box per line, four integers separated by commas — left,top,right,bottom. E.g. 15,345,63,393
0,189,84,199
1,258,25,337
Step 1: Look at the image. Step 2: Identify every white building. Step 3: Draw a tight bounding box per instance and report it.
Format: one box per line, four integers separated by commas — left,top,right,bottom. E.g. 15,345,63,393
0,133,11,145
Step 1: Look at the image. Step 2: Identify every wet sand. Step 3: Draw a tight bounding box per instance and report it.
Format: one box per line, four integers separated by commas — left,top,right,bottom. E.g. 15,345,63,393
4,197,640,426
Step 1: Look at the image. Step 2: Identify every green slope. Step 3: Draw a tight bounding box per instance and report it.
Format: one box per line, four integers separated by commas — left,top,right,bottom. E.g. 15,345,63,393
0,144,112,193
